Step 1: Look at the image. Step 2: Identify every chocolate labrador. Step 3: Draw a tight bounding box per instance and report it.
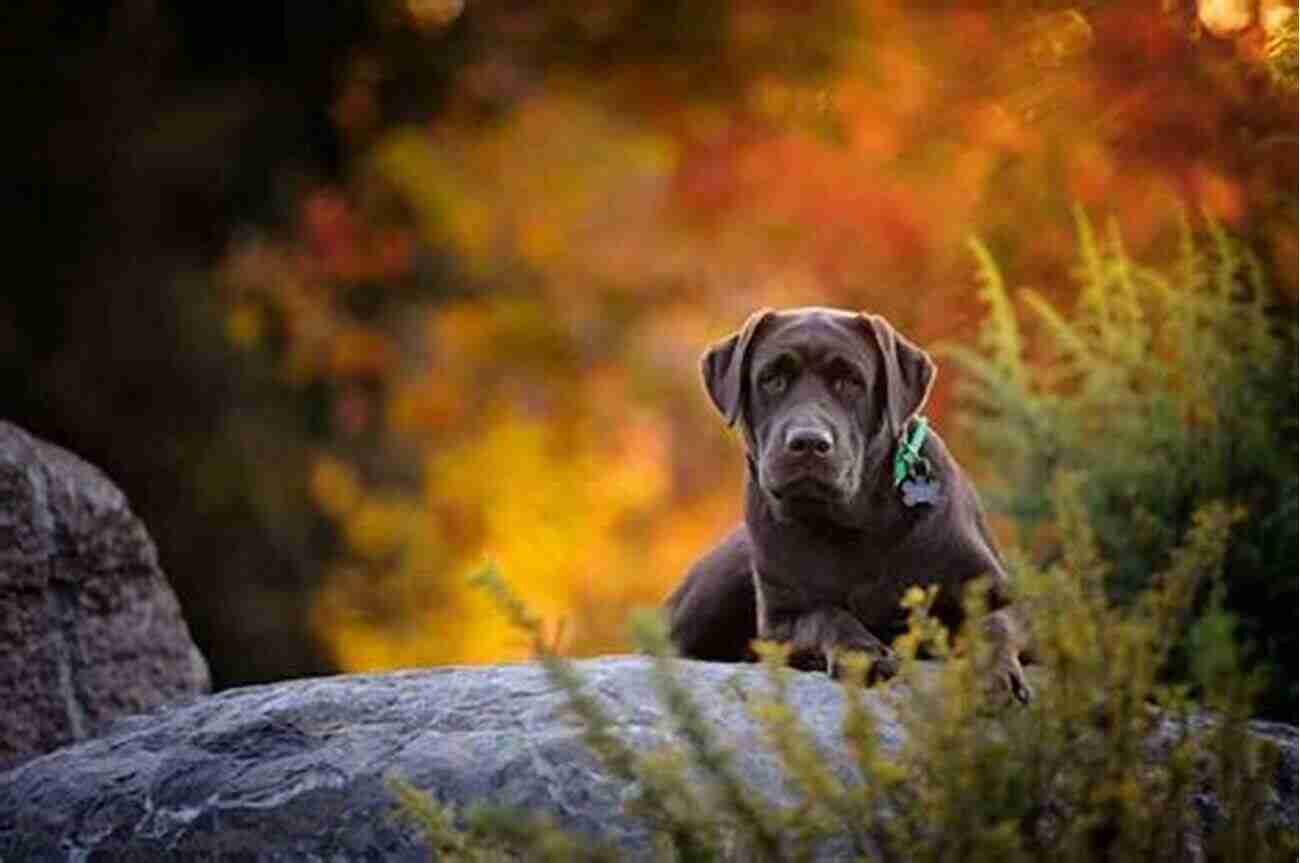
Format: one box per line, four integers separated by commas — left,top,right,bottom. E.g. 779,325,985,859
666,307,1031,703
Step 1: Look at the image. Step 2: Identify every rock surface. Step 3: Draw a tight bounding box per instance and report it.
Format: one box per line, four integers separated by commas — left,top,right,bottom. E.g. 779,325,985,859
0,656,1294,862
0,657,871,861
0,421,210,771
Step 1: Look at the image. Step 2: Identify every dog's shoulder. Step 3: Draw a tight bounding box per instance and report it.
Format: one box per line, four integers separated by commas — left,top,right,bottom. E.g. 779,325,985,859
667,525,757,661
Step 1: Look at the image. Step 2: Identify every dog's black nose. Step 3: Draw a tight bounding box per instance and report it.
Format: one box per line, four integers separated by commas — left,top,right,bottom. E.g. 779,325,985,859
785,426,833,457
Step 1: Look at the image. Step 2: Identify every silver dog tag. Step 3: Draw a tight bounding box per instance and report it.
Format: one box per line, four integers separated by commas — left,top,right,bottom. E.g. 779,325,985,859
901,476,941,507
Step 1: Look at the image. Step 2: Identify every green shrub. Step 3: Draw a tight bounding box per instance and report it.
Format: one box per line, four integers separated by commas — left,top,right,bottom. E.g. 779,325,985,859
391,488,1294,861
945,209,1297,719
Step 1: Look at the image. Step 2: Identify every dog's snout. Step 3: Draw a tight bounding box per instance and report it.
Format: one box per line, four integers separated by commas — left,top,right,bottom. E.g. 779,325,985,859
785,426,834,457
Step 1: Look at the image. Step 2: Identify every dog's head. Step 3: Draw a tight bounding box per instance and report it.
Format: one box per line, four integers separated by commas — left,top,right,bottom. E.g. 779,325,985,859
701,307,935,526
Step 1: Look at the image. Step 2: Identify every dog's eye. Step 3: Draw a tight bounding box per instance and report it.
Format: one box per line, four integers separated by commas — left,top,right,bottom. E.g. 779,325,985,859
760,373,788,396
832,375,864,397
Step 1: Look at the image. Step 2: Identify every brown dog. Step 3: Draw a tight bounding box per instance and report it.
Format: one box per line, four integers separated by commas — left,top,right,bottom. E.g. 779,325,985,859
666,307,1031,702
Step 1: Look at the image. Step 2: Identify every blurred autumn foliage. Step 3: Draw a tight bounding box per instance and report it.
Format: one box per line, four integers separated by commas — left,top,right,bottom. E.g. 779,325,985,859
212,1,1296,674
5,2,1293,698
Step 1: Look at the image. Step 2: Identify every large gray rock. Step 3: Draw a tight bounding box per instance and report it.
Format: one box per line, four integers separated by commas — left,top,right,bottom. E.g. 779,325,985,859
0,657,882,861
0,421,210,771
0,656,1294,861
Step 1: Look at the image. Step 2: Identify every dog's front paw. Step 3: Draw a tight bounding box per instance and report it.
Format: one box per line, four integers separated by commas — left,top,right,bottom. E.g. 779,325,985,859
827,643,899,685
985,654,1032,706
865,646,899,685
788,648,829,673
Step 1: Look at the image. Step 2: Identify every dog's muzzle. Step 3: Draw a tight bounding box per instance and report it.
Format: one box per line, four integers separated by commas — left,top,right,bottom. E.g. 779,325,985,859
761,423,857,507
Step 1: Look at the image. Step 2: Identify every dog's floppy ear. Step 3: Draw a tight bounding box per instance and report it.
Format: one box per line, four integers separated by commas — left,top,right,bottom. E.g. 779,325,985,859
861,314,936,438
701,308,774,426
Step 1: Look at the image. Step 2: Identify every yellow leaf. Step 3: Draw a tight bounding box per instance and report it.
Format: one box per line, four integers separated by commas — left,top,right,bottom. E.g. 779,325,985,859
309,456,362,517
225,302,264,349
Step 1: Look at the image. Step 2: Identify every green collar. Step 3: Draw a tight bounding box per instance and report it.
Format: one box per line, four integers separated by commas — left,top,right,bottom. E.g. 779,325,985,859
892,415,929,488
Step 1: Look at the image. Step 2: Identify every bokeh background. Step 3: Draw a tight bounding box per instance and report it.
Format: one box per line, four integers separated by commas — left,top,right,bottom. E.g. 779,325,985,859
6,2,1295,696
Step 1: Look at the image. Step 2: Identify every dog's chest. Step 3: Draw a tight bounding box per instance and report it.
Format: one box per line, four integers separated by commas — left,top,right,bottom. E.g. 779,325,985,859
754,533,888,605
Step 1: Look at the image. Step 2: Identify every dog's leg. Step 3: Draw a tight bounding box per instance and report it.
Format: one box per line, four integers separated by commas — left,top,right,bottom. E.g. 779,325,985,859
762,609,895,677
981,607,1032,705
756,572,898,683
817,607,900,682
849,571,1033,704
